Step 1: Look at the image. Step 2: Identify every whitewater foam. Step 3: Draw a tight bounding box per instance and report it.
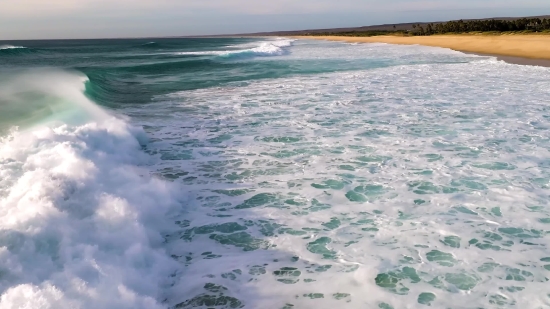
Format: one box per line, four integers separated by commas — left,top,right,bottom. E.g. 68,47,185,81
0,71,182,309
126,41,550,308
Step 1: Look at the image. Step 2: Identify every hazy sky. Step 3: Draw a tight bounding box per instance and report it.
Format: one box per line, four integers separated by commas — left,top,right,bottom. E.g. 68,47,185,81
1,0,549,39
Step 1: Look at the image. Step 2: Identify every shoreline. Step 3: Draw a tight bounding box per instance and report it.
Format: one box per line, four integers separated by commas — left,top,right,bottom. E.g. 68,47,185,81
465,52,550,67
292,35,550,67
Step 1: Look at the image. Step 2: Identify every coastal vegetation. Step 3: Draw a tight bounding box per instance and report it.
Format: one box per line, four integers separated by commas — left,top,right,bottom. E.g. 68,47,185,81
305,18,550,37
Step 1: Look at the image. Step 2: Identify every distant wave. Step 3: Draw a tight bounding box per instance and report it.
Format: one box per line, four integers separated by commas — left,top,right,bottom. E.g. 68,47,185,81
0,45,26,50
175,38,295,59
0,45,36,56
223,38,294,58
138,41,160,48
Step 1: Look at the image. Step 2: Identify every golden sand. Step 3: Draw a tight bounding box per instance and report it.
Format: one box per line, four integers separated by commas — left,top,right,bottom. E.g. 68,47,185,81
292,35,550,60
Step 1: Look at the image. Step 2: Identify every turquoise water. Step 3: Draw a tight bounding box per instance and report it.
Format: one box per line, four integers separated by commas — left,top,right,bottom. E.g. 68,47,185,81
1,38,550,308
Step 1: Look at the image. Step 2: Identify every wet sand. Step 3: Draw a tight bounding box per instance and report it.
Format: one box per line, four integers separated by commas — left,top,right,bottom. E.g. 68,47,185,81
293,35,550,67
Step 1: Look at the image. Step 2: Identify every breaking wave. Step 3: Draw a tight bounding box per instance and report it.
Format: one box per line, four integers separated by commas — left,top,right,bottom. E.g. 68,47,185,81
0,69,182,308
175,38,295,58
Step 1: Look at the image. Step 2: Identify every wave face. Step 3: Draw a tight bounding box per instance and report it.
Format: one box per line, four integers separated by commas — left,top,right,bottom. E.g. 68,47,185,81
0,70,106,131
2,37,550,309
139,42,159,47
0,70,180,308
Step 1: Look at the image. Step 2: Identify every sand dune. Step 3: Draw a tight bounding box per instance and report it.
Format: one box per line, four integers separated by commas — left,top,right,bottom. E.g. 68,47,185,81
293,35,550,61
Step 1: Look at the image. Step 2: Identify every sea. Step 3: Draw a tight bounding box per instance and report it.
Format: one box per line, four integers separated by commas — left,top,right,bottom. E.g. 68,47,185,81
0,37,550,309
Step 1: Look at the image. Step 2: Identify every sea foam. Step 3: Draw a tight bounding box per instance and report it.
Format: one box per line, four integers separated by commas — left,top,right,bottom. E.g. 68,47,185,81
131,40,550,308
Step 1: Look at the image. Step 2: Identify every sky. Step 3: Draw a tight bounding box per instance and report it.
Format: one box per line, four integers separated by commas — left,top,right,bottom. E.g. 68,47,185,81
1,0,550,40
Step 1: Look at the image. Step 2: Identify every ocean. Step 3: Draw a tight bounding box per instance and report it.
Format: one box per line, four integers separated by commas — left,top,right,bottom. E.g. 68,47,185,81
1,37,550,309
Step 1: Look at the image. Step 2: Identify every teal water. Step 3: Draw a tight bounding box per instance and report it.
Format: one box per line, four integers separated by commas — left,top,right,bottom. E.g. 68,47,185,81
1,37,550,309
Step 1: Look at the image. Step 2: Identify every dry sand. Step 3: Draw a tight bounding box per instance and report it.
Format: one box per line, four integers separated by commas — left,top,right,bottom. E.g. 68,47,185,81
293,35,550,65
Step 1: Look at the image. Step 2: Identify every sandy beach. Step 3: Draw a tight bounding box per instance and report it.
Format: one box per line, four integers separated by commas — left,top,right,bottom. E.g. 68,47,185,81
293,35,550,65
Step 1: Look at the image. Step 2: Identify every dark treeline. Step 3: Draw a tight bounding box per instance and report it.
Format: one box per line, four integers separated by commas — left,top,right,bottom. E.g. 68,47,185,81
306,18,550,37
414,18,550,35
